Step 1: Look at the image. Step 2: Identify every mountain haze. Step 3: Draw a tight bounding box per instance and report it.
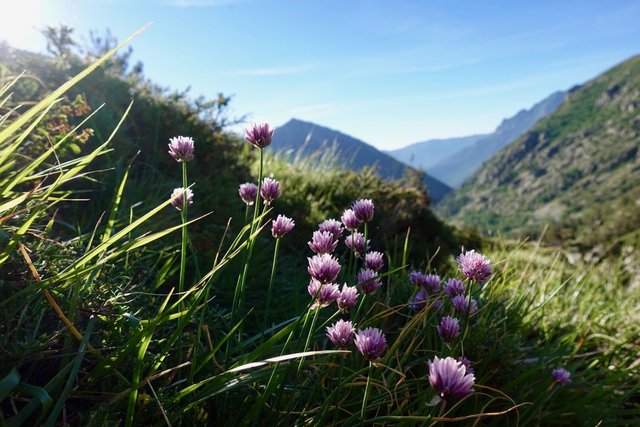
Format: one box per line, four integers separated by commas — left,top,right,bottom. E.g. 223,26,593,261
437,55,640,247
428,91,566,187
271,118,452,202
386,134,488,170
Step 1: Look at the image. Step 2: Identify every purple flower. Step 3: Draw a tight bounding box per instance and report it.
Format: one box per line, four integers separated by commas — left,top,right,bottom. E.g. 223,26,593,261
170,187,193,211
244,122,274,149
437,316,460,343
444,278,466,298
365,251,384,272
308,280,340,309
326,319,356,348
344,232,368,258
428,356,475,400
409,271,428,287
357,268,382,294
433,299,444,311
409,288,429,311
318,219,343,240
452,295,478,316
341,209,362,231
272,215,295,239
423,274,441,294
352,199,374,222
337,283,359,312
168,136,194,162
354,327,387,360
456,250,492,284
552,368,571,385
239,182,258,206
307,253,341,284
260,177,280,205
458,357,474,374
308,230,338,254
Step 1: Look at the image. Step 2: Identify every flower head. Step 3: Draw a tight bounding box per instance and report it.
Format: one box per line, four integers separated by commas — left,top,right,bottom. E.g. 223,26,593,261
168,136,194,162
358,268,382,294
239,182,258,205
272,215,295,239
337,283,359,312
244,122,274,149
444,278,466,298
260,177,280,205
458,357,475,374
437,316,460,343
307,253,341,284
352,199,374,222
365,251,384,272
452,295,478,316
409,271,428,287
552,368,571,385
326,319,356,348
308,230,338,254
170,187,194,211
428,356,475,400
344,232,368,258
308,280,340,309
354,327,387,360
318,219,343,240
409,288,429,312
341,209,362,231
456,250,492,284
423,274,441,294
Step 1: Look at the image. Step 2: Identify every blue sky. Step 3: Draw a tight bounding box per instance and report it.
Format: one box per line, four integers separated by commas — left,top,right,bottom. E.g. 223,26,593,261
2,0,640,150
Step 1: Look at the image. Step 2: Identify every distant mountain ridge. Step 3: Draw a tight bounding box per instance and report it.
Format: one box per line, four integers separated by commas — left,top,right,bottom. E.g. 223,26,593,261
271,118,452,202
426,91,566,187
437,55,640,247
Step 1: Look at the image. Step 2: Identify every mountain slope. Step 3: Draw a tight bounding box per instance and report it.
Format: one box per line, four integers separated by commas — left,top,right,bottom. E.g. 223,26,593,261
429,91,566,187
437,55,640,247
385,134,488,170
271,118,452,202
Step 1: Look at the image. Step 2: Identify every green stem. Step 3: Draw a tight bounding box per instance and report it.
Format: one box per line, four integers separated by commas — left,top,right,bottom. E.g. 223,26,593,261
332,356,346,425
179,162,188,297
264,237,281,333
297,307,320,375
360,361,373,425
353,293,367,326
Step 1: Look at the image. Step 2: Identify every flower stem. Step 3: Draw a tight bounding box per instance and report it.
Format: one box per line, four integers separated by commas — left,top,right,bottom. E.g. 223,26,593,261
179,162,188,299
360,361,373,424
263,237,281,333
333,356,346,425
297,307,320,375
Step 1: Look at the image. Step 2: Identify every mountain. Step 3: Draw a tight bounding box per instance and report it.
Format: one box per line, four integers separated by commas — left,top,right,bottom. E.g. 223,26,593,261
385,134,488,170
437,55,640,247
428,91,566,187
271,118,452,202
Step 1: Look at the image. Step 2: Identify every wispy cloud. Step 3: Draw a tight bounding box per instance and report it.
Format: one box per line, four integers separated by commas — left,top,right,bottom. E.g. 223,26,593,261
230,64,315,77
165,0,245,7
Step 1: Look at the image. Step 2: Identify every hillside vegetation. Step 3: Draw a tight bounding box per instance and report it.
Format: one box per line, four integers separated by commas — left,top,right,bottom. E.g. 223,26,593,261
438,55,640,252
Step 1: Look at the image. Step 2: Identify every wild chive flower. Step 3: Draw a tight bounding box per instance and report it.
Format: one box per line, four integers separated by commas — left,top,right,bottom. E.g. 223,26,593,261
326,319,356,348
444,278,466,298
260,177,280,205
308,230,338,254
452,295,478,316
409,288,429,311
272,215,295,239
341,209,362,231
344,232,368,258
423,274,441,294
170,187,193,210
456,250,492,284
354,327,387,360
552,368,571,385
307,253,341,284
358,268,382,294
168,135,195,162
365,251,384,272
428,356,475,400
244,122,274,148
239,182,258,205
409,271,428,287
308,280,340,309
458,357,474,374
352,199,374,222
337,283,359,312
437,316,460,343
318,219,343,240
433,299,444,311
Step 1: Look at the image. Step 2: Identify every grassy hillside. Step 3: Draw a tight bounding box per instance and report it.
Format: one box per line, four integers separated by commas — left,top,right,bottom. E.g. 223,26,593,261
438,55,640,250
